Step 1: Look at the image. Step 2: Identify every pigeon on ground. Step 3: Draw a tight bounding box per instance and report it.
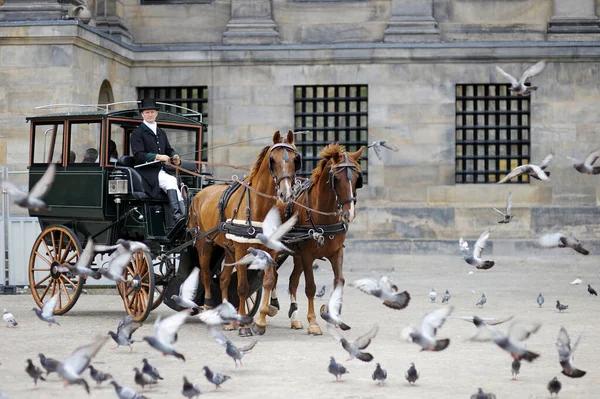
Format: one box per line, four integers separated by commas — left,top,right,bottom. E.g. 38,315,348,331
133,367,156,390
588,284,597,296
429,288,437,302
405,363,419,384
497,154,552,183
108,315,142,352
368,140,400,161
208,326,257,368
564,149,600,175
95,239,151,282
492,191,514,223
469,317,541,362
401,306,454,351
110,381,148,399
223,247,277,270
442,290,451,303
495,60,546,96
56,238,102,279
539,232,589,255
142,309,188,361
471,387,498,399
32,293,60,326
511,358,521,380
203,366,231,390
182,376,201,398
547,377,562,398
537,293,544,308
556,300,568,312
25,359,46,386
556,326,586,378
320,283,351,330
476,293,487,307
198,301,253,326
170,267,201,309
1,163,55,211
255,206,298,253
349,276,411,310
372,363,387,386
460,230,495,270
141,359,164,382
88,365,112,387
327,324,378,362
57,336,109,394
328,356,349,382
38,353,59,377
3,309,17,327
315,285,326,298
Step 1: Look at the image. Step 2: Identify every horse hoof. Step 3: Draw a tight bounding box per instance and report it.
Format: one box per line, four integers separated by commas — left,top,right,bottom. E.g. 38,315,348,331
308,325,323,336
239,327,254,337
268,305,279,317
222,322,237,331
251,323,266,336
291,320,303,330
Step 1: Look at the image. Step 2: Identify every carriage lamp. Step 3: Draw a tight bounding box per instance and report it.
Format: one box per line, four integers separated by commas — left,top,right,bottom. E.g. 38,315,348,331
108,178,129,195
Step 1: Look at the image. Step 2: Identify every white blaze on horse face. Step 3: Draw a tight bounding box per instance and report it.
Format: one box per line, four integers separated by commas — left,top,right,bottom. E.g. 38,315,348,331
348,183,356,222
278,156,293,202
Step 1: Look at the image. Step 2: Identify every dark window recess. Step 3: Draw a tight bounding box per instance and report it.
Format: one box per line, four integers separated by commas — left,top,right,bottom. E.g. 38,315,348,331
293,85,368,183
137,87,208,162
455,83,531,184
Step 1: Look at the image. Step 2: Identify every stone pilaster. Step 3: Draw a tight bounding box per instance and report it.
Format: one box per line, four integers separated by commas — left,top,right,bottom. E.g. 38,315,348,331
222,0,279,45
384,0,439,42
94,0,133,43
0,0,63,21
548,0,600,40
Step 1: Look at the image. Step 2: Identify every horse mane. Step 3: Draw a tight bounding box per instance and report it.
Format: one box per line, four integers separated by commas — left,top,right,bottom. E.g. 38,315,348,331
246,145,270,181
311,143,350,182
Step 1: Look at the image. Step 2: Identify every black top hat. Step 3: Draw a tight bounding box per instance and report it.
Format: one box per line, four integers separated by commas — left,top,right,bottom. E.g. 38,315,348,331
139,98,160,112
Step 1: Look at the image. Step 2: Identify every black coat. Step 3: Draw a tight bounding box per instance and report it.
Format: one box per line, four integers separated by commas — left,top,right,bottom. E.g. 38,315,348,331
130,123,179,198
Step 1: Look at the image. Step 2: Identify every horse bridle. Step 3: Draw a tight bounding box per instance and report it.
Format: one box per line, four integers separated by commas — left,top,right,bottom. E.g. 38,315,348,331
268,142,302,186
328,152,363,209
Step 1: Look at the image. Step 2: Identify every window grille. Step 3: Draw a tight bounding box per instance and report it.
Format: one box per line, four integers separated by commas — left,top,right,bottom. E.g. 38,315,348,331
455,83,531,184
293,85,368,182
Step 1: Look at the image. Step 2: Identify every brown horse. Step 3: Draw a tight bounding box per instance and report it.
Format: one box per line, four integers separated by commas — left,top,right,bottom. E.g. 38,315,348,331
269,143,364,335
189,130,300,337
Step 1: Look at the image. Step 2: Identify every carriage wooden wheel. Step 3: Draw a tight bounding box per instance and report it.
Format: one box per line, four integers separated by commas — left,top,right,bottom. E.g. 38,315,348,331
246,288,262,317
118,250,155,322
28,225,84,315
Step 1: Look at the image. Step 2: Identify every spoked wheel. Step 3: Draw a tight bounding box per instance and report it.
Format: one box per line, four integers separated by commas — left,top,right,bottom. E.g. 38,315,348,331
152,257,176,310
29,225,84,315
246,288,262,317
118,251,155,322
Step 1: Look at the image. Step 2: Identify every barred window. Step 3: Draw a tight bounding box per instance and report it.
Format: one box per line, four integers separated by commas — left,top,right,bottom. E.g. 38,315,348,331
455,84,531,184
137,87,208,161
294,85,368,183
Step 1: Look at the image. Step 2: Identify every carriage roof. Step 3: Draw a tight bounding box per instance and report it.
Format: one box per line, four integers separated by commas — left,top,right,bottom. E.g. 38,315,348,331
26,108,203,126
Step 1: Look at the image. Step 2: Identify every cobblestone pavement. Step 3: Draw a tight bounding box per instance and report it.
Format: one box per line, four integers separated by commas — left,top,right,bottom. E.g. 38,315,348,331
1,254,599,399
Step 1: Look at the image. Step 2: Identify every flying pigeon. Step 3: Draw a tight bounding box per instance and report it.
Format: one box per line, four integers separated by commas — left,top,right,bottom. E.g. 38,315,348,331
372,363,387,386
511,359,521,380
38,353,59,377
32,293,60,326
315,285,326,299
328,356,349,382
170,267,201,309
556,326,586,378
108,315,142,352
208,326,257,368
141,358,164,382
203,366,231,390
56,238,101,279
476,293,487,307
564,149,600,174
133,367,156,390
442,290,451,304
539,233,589,255
405,363,419,384
588,284,597,296
537,293,544,307
469,317,541,362
401,306,454,351
327,324,378,362
471,387,498,399
547,377,562,398
429,288,437,302
181,376,201,398
88,365,112,387
223,247,277,270
56,336,109,394
368,140,400,161
1,163,55,211
320,283,351,331
492,191,514,223
497,154,552,183
95,239,151,282
109,381,148,399
571,276,583,285
556,300,568,312
255,206,298,253
495,60,546,96
460,230,495,270
198,301,253,326
452,315,515,326
142,309,189,361
25,359,46,386
3,309,17,327
349,276,411,310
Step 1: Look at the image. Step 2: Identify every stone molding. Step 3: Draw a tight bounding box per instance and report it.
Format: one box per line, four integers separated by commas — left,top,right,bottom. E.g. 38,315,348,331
222,0,279,45
384,0,439,42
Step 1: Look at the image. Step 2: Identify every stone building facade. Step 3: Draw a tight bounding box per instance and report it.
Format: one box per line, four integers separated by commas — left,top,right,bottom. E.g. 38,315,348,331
1,0,600,254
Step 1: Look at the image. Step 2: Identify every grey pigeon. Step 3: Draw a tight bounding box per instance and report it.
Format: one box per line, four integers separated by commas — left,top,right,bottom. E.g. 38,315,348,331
110,381,148,399
556,326,586,378
38,353,59,376
203,366,231,390
88,365,112,387
495,60,546,96
170,267,201,309
315,285,326,298
442,290,451,303
476,293,487,307
511,358,521,380
2,309,17,327
141,358,164,381
405,363,419,384
327,324,378,362
56,336,109,394
1,163,55,211
182,376,201,398
368,140,400,161
95,239,151,282
492,191,514,223
556,300,568,312
460,230,495,270
25,359,46,386
223,247,277,270
469,317,541,362
588,284,597,296
401,306,453,351
208,326,257,368
452,315,515,326
320,283,351,330
142,309,188,361
328,356,348,382
537,293,544,308
56,237,102,280
471,387,497,399
539,232,589,255
255,206,297,253
198,301,253,326
372,363,387,386
108,315,142,352
548,377,562,398
32,293,60,326
429,288,437,302
349,276,411,310
497,154,552,183
133,367,156,390
565,149,600,174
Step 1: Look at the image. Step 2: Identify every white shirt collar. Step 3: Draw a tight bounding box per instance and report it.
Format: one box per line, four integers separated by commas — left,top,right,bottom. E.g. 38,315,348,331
143,120,157,134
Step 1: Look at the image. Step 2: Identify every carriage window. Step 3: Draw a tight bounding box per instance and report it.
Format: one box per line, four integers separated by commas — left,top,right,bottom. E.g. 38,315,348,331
108,122,129,163
32,123,65,164
69,121,102,164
